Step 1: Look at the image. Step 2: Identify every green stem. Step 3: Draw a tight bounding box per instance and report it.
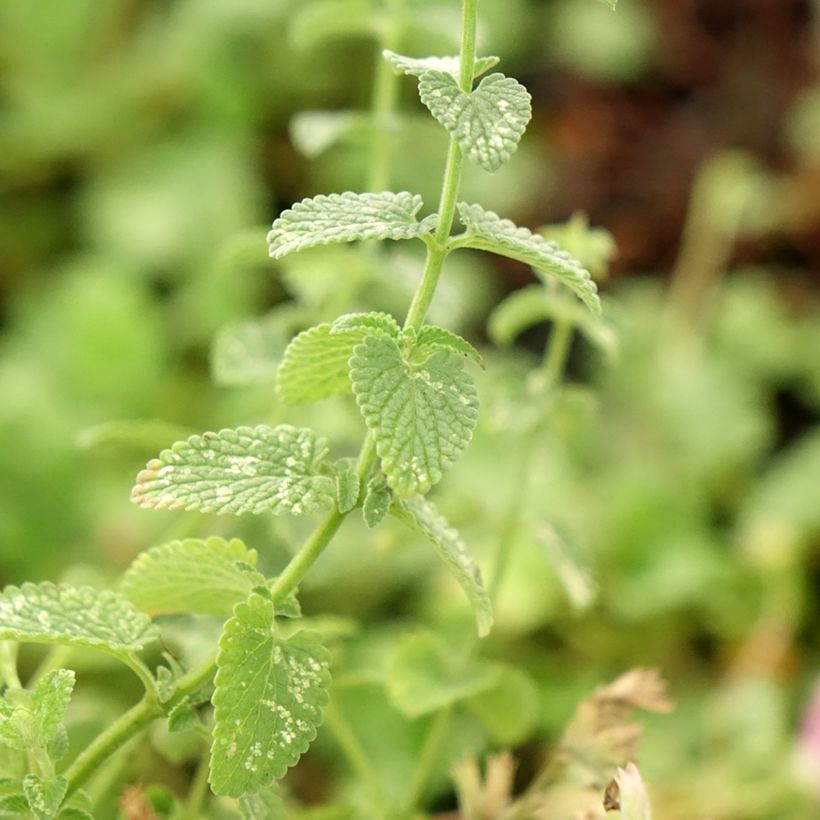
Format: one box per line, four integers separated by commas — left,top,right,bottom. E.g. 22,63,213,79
401,707,452,815
123,652,160,699
184,746,212,820
324,702,388,811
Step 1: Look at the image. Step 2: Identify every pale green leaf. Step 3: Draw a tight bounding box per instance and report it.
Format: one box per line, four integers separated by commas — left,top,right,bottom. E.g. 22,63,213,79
334,459,360,515
56,809,93,820
329,311,401,338
168,704,199,734
465,664,540,745
276,324,359,405
541,213,617,281
239,781,285,819
211,313,292,387
394,497,493,637
290,110,368,159
456,203,601,313
418,71,531,172
0,584,158,653
386,632,497,717
538,524,598,612
32,670,74,748
0,780,27,813
267,192,434,260
121,537,264,617
383,50,500,80
350,336,479,497
22,775,66,820
362,475,391,529
415,325,483,366
131,425,335,517
210,593,330,797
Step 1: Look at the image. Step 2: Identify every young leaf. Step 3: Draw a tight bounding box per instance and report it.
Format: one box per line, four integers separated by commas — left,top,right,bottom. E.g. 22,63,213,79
0,584,158,653
455,203,601,313
386,632,498,717
464,664,540,745
418,71,531,172
334,459,360,515
393,497,493,637
350,335,479,497
210,593,330,797
329,311,401,338
267,192,435,259
538,524,598,613
211,312,292,387
167,704,199,734
239,781,285,819
290,110,368,159
131,425,335,517
383,50,500,80
121,537,265,617
0,780,27,814
362,475,391,529
415,326,483,366
22,775,67,820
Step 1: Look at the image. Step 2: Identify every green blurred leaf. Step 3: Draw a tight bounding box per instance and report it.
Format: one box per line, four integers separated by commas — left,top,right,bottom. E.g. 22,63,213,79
414,325,483,366
239,781,285,819
362,474,391,529
210,593,330,797
334,459,360,515
465,664,540,745
131,425,335,517
211,312,293,387
22,774,66,820
383,50,499,80
418,71,531,173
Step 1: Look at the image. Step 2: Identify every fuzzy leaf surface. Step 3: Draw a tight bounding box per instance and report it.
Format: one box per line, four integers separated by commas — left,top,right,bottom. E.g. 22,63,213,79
210,593,330,797
121,537,265,617
350,335,479,497
395,497,493,637
456,203,601,313
415,326,483,366
387,632,497,717
329,311,400,338
0,584,158,653
132,425,335,517
362,475,391,528
418,71,531,172
267,192,434,259
23,775,66,820
383,50,499,79
334,459,360,514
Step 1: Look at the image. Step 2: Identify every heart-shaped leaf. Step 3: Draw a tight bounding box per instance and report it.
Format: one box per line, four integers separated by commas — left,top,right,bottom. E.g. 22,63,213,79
418,71,531,172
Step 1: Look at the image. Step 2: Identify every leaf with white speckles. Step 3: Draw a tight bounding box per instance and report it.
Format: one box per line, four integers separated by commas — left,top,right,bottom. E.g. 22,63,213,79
350,335,479,497
267,192,435,259
362,474,391,528
418,71,531,172
334,459,360,514
455,203,601,314
209,593,330,798
383,50,499,80
121,537,265,617
22,774,67,820
131,425,335,517
394,497,493,637
0,584,158,653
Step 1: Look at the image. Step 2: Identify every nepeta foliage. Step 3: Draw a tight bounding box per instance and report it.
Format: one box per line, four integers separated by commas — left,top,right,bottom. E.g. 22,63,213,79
0,2,607,814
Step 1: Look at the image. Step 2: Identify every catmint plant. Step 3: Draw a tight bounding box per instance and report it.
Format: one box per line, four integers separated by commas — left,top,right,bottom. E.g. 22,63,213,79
0,0,611,816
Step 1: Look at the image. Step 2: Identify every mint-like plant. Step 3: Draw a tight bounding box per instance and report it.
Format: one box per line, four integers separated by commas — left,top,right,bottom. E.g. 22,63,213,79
0,1,617,816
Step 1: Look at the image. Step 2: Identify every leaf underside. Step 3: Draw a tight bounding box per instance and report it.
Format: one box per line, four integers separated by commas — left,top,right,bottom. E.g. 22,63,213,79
267,192,434,259
457,202,601,313
396,497,493,637
0,584,158,653
350,335,479,497
131,425,335,517
383,50,500,80
121,537,265,617
418,70,531,172
210,593,330,798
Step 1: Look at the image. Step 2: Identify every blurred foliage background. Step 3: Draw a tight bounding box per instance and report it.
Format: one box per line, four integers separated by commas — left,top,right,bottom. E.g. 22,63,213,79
1,0,820,817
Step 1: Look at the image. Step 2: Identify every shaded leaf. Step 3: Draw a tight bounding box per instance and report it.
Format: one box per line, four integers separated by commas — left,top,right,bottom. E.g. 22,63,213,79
334,459,360,514
394,497,493,637
210,593,330,797
131,425,335,517
362,474,391,529
418,71,531,172
456,203,601,313
465,664,540,745
350,335,479,497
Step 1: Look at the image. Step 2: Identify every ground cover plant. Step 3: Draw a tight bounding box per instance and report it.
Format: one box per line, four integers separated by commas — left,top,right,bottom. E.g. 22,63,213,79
2,0,820,818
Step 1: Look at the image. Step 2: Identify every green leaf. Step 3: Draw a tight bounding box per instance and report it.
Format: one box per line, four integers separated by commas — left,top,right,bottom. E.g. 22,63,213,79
267,192,435,260
465,664,540,745
362,475,391,529
31,670,74,748
383,50,500,80
538,524,598,612
290,110,368,159
541,213,617,282
418,71,531,172
386,633,497,717
211,313,292,387
239,781,285,819
210,593,331,798
350,335,479,497
168,704,199,734
415,326,483,366
121,537,264,618
131,425,335,517
334,459,360,515
0,780,27,813
329,311,401,338
456,203,601,313
22,775,67,820
0,584,158,653
394,497,493,637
